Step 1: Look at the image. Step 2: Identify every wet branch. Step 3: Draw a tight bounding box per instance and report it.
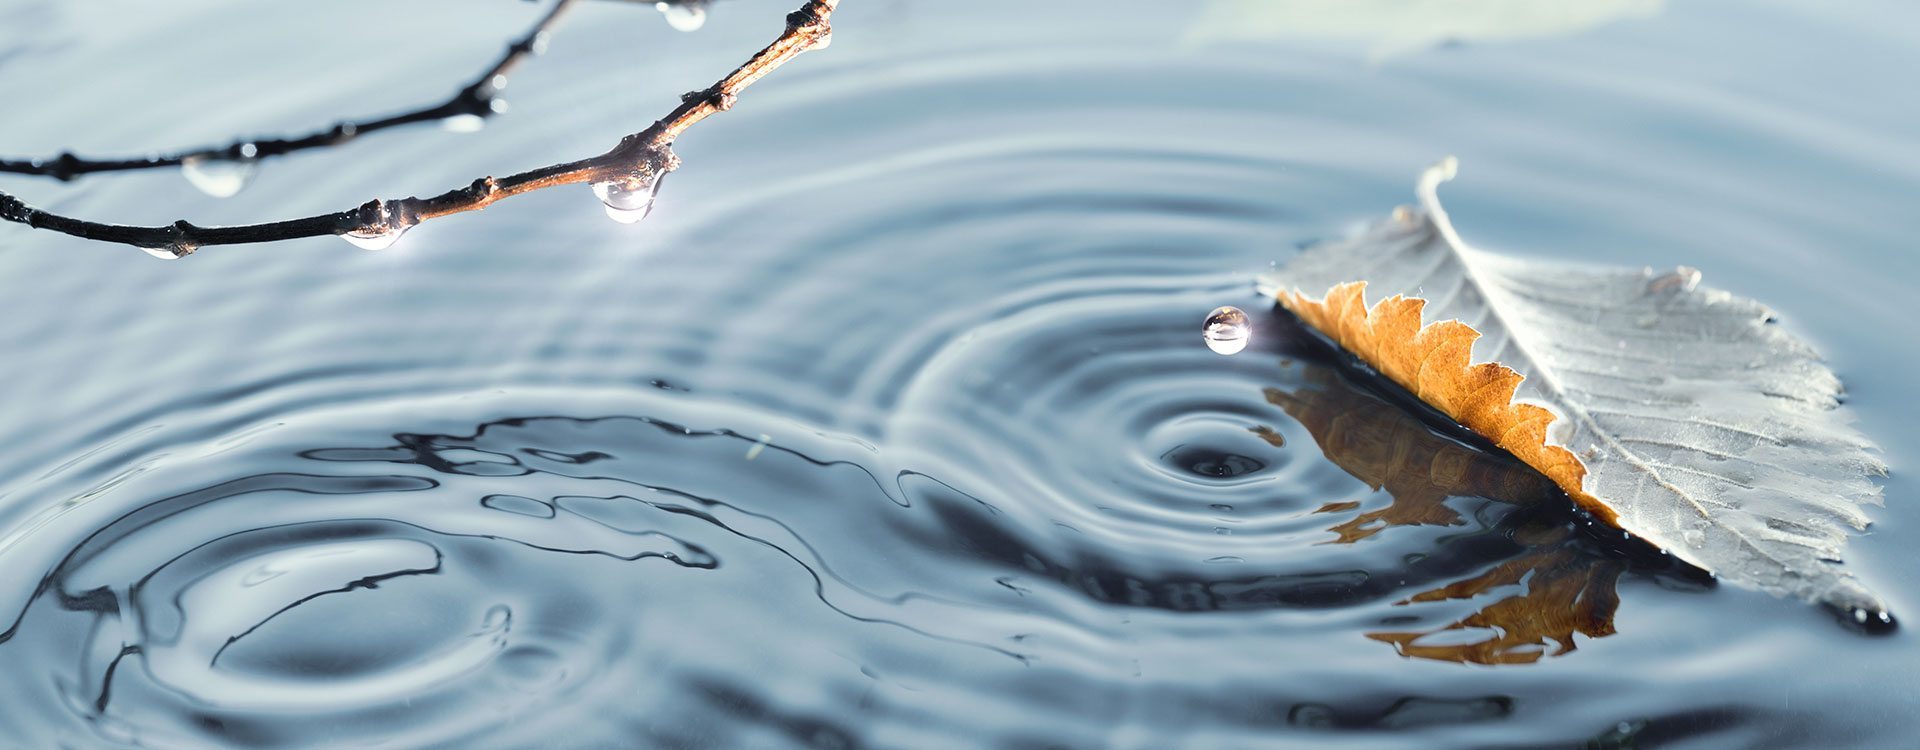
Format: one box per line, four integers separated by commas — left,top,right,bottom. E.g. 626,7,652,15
0,0,579,182
0,0,837,255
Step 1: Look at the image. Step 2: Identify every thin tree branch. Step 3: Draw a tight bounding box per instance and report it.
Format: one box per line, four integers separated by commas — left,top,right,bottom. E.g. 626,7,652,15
0,0,579,182
0,0,836,255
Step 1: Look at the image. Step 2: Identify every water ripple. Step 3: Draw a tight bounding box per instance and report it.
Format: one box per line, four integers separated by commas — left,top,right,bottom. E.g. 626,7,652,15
2,1,1914,745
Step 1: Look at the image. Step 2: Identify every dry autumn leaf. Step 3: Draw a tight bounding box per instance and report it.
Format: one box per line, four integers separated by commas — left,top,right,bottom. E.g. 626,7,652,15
1259,158,1891,628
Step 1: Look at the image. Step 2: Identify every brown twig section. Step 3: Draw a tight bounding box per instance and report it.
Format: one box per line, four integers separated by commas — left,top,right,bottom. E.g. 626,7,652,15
0,0,579,182
0,0,836,256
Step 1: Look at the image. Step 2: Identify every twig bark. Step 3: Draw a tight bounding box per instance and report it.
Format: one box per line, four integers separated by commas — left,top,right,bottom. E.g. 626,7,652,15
0,0,837,255
0,0,578,182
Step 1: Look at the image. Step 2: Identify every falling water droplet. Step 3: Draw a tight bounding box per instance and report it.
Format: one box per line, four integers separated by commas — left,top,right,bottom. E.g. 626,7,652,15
180,154,257,198
1202,306,1250,355
343,225,409,251
592,174,663,224
656,1,708,32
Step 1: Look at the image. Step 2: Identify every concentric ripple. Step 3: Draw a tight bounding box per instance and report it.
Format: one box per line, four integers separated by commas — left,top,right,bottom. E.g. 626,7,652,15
0,378,1677,749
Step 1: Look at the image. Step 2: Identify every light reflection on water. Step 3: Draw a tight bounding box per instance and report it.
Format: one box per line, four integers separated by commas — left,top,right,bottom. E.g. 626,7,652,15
0,0,1916,747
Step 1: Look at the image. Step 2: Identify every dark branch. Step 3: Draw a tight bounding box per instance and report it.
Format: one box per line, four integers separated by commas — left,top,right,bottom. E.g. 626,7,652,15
0,0,579,183
0,0,837,256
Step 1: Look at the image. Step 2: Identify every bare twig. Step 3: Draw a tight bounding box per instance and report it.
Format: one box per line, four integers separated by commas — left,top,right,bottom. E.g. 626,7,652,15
0,0,579,182
0,0,837,256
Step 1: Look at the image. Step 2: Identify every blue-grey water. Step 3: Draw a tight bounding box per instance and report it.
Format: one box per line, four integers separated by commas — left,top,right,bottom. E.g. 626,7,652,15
1,1,1917,748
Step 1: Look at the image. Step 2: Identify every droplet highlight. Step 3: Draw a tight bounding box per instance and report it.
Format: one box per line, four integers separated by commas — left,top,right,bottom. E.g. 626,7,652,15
180,154,257,198
341,200,418,251
656,1,708,32
592,174,663,224
342,225,408,251
1202,305,1250,355
142,243,194,261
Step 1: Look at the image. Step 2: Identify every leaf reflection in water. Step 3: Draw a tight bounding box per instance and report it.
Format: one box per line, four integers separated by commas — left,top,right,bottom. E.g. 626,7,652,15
1266,368,1628,665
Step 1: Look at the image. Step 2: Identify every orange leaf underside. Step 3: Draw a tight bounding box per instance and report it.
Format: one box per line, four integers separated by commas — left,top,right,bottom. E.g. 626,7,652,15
1277,281,1617,525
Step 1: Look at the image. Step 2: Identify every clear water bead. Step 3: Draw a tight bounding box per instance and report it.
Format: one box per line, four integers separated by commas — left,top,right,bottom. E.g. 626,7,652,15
656,1,708,32
342,225,408,251
1202,306,1251,355
142,244,192,260
592,177,661,224
180,154,257,198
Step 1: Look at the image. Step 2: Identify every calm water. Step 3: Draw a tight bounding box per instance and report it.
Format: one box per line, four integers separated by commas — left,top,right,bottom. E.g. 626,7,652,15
1,1,1917,748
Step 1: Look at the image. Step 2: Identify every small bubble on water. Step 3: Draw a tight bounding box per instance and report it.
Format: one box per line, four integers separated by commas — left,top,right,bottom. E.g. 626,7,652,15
1847,606,1894,630
656,0,708,32
1202,305,1250,355
593,174,664,224
180,153,257,198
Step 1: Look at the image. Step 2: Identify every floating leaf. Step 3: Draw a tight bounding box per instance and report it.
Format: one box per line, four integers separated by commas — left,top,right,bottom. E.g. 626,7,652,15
1260,159,1890,627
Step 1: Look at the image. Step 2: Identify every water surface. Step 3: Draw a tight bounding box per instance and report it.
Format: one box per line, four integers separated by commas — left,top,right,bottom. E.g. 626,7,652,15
0,0,1916,747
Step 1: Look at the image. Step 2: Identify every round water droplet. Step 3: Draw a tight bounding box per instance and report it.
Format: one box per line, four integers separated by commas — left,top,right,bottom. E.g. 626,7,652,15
812,29,833,50
180,154,257,198
656,1,708,32
1681,528,1705,547
342,225,408,251
1202,305,1250,355
592,176,662,224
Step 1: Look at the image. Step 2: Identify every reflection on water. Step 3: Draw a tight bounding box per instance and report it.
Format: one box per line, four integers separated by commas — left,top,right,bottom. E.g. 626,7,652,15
1267,334,1676,665
0,0,1917,747
1371,545,1624,665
